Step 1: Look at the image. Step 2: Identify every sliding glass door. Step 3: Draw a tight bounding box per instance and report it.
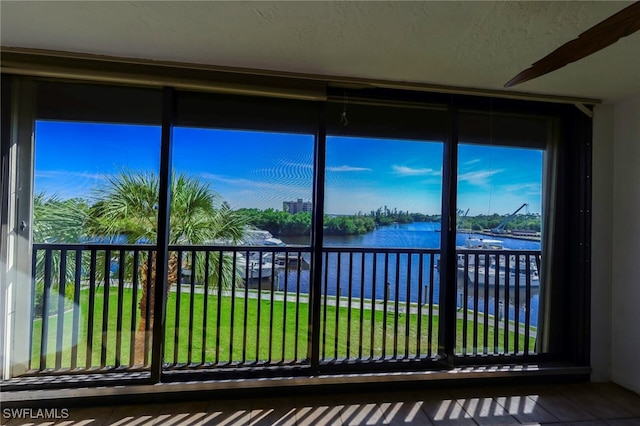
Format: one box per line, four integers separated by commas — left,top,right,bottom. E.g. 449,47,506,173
1,76,589,384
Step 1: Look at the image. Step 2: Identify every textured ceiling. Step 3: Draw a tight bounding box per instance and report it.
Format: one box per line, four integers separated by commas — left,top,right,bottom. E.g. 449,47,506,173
1,1,639,103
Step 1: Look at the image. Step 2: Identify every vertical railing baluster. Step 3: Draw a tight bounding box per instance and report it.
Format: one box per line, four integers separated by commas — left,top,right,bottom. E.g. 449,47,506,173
297,250,304,363
321,251,329,361
215,251,223,365
255,250,264,364
462,254,469,355
230,251,237,364
100,249,111,368
85,250,97,369
130,250,140,367
504,254,510,354
201,250,211,366
281,252,289,363
144,251,153,366
115,249,125,367
428,253,435,358
405,253,412,359
346,252,353,359
493,254,500,355
473,253,479,355
268,253,276,363
55,249,67,370
416,253,424,359
187,250,197,366
30,248,37,371
382,252,389,359
358,252,366,360
393,253,400,359
370,252,377,360
334,252,341,360
71,249,82,370
39,249,52,371
173,250,182,365
514,255,521,353
483,253,489,354
295,251,303,362
525,255,532,354
242,250,250,364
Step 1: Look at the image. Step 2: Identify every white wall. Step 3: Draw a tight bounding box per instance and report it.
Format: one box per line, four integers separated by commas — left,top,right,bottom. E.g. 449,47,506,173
592,95,640,394
591,104,614,383
611,94,640,394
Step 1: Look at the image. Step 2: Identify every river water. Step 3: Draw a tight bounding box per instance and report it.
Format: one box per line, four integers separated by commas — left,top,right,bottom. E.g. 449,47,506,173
277,222,542,325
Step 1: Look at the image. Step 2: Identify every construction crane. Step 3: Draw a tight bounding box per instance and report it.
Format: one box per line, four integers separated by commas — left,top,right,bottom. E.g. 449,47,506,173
491,203,528,234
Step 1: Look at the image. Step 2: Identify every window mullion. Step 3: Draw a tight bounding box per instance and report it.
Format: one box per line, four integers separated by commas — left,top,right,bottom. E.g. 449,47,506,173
308,102,327,371
151,86,175,383
438,103,459,366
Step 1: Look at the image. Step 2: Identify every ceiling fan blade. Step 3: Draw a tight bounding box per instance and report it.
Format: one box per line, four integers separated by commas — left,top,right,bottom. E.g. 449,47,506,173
505,1,640,88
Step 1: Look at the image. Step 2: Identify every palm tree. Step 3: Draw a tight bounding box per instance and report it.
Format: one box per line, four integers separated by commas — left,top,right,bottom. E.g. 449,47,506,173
33,193,90,244
32,194,90,318
33,194,93,284
91,171,245,365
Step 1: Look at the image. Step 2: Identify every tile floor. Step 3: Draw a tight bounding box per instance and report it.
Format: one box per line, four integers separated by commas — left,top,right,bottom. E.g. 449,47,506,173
2,382,639,425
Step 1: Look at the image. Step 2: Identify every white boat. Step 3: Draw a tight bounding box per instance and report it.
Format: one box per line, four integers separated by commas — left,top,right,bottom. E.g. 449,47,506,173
274,252,310,270
459,261,539,288
241,228,286,247
464,237,505,250
456,238,540,288
235,252,276,280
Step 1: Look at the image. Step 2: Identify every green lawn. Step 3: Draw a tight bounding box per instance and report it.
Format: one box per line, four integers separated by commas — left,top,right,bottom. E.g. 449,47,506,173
30,286,536,370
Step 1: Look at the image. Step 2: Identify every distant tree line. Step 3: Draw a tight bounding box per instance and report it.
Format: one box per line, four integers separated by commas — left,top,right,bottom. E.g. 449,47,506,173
239,206,440,237
237,208,312,236
239,205,540,237
458,212,541,232
367,206,439,226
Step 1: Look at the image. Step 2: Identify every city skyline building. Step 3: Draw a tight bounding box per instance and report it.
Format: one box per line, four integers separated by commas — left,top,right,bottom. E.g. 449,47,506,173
283,198,312,214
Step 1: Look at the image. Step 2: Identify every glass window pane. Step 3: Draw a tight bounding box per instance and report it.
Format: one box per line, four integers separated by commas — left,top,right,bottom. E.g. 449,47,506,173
169,127,314,365
321,135,443,362
32,119,161,372
455,143,543,357
172,128,315,245
324,136,443,247
34,121,161,234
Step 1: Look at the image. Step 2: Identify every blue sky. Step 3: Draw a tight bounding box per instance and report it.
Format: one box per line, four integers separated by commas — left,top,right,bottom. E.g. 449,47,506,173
34,121,542,215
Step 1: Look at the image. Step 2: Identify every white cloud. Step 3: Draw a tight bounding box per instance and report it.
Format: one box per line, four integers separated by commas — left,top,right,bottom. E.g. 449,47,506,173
197,172,308,192
35,170,112,199
503,182,541,195
392,165,441,177
462,158,481,166
197,172,314,210
458,169,503,186
326,165,372,172
36,170,110,181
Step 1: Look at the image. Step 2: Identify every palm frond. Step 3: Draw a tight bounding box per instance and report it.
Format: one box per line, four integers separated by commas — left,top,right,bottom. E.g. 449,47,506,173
88,170,246,288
